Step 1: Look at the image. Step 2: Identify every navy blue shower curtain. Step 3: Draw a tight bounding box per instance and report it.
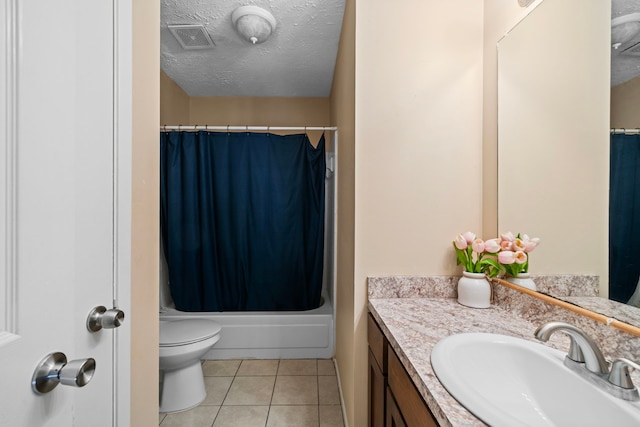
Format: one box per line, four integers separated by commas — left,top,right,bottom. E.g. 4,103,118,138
609,134,640,303
160,131,325,312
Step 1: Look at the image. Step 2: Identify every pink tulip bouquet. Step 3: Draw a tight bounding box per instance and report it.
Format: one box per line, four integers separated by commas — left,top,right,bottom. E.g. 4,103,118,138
452,232,502,278
495,232,541,277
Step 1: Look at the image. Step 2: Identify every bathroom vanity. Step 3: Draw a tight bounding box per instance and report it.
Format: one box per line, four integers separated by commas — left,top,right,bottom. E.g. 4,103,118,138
367,276,640,426
368,313,438,427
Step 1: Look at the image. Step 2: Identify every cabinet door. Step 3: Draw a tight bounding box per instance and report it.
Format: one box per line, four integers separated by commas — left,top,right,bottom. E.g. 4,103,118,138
369,348,386,427
386,388,407,427
388,349,439,426
368,314,388,373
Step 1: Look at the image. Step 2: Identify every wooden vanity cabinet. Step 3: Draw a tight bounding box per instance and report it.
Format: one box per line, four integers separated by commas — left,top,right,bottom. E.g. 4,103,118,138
368,313,440,427
386,387,407,427
368,313,388,427
387,348,438,426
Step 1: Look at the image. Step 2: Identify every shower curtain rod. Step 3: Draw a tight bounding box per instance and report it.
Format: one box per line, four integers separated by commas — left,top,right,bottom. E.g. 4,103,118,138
161,125,337,132
611,128,640,134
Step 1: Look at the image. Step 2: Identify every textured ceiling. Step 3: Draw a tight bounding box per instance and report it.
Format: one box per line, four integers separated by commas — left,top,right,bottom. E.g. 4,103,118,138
612,0,640,86
161,0,346,97
162,0,638,96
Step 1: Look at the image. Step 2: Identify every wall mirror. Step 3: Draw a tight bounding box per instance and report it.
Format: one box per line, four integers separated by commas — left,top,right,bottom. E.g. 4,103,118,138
497,0,640,327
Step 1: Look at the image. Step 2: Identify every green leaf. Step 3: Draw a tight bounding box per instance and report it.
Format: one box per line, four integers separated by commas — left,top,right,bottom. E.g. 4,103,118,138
466,246,474,272
504,262,524,277
479,258,502,278
453,242,467,266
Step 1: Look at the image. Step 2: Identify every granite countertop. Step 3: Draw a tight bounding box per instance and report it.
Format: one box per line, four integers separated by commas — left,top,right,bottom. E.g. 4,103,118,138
561,296,640,327
368,297,568,427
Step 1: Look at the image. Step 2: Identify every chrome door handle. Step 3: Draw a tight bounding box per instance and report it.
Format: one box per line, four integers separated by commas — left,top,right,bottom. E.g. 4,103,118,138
86,305,125,332
32,352,96,394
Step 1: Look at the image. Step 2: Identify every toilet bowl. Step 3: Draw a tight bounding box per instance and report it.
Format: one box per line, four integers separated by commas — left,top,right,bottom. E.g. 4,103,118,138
159,318,222,413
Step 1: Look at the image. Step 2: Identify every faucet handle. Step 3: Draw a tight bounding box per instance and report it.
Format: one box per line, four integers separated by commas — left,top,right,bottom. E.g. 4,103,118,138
609,358,640,389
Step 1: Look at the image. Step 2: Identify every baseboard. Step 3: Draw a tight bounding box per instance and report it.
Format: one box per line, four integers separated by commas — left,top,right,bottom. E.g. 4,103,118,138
333,357,349,427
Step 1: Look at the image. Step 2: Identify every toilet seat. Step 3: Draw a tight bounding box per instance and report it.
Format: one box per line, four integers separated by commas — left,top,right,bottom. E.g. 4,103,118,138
160,319,221,347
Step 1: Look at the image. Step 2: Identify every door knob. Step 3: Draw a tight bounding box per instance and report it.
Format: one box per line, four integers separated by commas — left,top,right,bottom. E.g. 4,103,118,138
86,305,125,332
32,352,96,394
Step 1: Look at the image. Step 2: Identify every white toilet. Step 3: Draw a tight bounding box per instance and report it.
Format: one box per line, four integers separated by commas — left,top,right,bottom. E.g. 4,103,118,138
159,318,222,413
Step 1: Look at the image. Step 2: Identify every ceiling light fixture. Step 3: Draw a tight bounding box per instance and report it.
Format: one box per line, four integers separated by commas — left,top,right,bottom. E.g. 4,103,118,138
612,13,640,50
231,5,277,45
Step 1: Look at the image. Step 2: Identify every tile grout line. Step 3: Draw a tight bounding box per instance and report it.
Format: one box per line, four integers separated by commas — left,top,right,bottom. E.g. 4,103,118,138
264,359,280,426
209,359,240,427
317,359,321,426
161,359,342,427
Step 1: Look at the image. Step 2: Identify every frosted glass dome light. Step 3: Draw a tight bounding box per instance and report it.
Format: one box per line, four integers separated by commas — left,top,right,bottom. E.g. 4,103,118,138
231,6,277,45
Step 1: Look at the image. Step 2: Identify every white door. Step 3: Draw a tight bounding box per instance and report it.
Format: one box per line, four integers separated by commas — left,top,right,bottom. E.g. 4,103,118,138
0,1,131,426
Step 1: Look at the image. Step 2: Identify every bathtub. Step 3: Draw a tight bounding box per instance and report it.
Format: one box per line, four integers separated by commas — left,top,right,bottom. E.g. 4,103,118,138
158,142,337,360
160,293,334,360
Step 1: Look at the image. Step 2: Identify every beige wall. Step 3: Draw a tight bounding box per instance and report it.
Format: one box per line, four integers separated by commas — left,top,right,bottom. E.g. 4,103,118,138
330,0,355,424
611,75,640,127
496,0,610,295
482,1,541,238
189,97,330,146
132,0,160,425
160,70,189,125
188,97,330,126
352,1,484,425
159,86,331,147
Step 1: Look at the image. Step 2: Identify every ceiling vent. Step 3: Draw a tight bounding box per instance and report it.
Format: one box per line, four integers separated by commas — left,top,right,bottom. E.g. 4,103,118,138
168,25,215,50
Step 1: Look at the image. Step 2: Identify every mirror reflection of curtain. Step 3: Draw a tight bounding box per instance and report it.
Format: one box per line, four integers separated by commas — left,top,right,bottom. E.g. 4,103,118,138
160,131,325,312
609,134,640,304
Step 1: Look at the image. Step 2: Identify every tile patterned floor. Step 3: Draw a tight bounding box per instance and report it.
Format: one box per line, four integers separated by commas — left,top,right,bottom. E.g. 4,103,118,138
159,359,345,427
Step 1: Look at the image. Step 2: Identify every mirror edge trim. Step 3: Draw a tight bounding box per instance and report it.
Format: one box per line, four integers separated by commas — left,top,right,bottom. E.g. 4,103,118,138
492,277,640,337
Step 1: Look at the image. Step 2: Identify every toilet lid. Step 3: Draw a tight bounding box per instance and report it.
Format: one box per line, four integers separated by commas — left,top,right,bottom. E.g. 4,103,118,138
160,319,222,347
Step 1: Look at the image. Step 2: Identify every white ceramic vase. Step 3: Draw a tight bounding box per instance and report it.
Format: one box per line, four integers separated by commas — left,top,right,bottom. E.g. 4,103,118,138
457,271,491,308
508,272,537,291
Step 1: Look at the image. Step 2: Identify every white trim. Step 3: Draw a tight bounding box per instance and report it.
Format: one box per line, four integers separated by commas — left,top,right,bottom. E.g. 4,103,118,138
113,0,132,425
0,0,18,342
0,331,19,347
331,132,338,355
333,357,349,427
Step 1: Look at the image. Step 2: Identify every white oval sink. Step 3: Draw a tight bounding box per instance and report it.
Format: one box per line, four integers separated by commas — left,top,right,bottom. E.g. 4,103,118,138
431,333,640,427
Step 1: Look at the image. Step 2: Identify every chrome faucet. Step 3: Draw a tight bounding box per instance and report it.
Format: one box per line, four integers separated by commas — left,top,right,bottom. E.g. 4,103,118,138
535,321,639,401
535,321,609,375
